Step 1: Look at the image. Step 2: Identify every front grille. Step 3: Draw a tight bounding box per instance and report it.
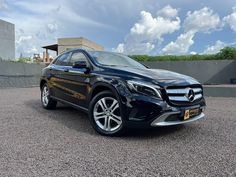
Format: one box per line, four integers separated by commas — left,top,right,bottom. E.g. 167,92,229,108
165,86,203,106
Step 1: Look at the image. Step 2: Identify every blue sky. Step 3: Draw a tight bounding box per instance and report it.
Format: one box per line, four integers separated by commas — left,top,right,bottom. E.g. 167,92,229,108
0,0,236,58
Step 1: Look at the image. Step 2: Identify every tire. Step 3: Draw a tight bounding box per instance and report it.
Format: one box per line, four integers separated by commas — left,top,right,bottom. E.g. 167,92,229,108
41,83,57,109
89,90,126,136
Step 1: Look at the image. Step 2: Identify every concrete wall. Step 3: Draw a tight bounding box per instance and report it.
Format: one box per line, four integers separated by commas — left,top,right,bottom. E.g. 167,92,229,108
0,61,43,88
142,60,236,84
0,60,236,88
0,19,15,60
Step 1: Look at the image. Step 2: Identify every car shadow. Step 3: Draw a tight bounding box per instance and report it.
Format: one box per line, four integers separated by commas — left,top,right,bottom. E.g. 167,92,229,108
123,125,184,138
25,99,96,136
25,99,186,138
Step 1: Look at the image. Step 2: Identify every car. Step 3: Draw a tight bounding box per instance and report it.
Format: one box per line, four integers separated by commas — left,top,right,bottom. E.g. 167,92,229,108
40,49,206,136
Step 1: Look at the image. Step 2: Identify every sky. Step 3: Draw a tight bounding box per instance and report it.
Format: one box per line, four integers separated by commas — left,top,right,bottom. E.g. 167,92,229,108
0,0,236,58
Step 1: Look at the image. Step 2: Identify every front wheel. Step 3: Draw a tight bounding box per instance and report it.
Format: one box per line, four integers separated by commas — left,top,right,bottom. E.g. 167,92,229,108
41,83,57,109
89,91,126,136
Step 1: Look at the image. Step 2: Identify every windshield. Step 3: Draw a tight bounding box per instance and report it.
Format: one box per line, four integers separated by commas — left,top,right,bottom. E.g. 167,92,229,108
87,51,146,69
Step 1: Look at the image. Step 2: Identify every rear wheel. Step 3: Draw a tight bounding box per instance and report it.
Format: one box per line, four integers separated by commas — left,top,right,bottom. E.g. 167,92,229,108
89,91,125,136
41,83,57,109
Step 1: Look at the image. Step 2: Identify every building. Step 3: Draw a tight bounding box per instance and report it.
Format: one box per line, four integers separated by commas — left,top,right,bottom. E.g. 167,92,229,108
42,37,104,63
0,19,15,60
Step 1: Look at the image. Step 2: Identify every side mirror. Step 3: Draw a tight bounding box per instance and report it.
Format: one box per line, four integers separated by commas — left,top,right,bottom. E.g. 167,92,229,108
73,61,87,69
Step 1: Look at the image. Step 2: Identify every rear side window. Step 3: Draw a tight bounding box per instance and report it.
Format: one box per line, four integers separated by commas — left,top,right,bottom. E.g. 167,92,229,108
54,52,71,66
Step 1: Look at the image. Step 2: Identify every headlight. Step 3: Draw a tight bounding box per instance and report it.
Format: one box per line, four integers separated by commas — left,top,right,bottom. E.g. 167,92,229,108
127,80,162,99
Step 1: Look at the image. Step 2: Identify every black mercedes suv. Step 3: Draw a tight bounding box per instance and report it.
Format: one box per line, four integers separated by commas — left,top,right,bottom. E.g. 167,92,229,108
40,49,206,136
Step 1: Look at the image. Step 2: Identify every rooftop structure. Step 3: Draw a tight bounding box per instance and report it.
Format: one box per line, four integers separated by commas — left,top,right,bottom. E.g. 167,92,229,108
42,37,104,63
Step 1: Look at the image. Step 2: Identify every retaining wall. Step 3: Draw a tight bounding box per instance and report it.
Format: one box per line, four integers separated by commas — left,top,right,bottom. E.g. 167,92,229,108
142,60,236,84
0,61,44,88
0,60,236,88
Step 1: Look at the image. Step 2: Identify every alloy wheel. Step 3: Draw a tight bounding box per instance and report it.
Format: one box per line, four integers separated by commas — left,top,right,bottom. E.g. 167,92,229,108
42,86,49,106
93,97,122,132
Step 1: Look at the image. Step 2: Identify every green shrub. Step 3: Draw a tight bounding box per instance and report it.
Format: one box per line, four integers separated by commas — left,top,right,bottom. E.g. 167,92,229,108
16,58,32,63
129,47,236,61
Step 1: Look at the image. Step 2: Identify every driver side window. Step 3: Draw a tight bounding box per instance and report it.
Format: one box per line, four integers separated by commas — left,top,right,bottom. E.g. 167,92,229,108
69,52,88,66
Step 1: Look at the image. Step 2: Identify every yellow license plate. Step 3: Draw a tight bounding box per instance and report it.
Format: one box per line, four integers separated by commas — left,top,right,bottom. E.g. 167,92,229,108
184,110,190,120
184,109,199,120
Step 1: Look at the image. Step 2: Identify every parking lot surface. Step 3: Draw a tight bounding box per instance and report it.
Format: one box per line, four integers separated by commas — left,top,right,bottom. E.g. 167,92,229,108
0,87,235,177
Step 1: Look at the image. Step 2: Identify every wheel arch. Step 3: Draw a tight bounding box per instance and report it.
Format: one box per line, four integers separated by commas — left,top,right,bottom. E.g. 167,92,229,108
88,82,127,135
40,79,47,91
89,82,121,102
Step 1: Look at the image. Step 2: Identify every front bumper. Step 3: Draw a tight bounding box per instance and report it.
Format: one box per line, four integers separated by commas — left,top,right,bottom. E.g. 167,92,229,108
151,111,205,127
120,93,206,128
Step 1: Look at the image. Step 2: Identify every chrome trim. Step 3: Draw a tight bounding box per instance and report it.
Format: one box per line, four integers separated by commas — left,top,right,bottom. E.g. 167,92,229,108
151,112,205,127
166,88,202,94
194,93,202,100
166,87,203,102
68,70,84,74
194,88,202,93
169,93,202,102
169,96,189,101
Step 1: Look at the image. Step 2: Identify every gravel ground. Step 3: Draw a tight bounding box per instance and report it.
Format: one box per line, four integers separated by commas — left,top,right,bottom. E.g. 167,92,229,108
0,87,235,177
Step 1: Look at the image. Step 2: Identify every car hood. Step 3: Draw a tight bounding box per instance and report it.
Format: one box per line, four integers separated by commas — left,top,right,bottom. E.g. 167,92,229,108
105,66,200,87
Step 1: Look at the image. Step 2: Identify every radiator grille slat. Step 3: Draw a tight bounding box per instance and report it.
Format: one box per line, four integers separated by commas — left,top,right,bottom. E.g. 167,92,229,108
166,87,203,104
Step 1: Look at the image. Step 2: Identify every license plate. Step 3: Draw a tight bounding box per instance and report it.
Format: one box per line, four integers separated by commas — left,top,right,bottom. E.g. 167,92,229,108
184,108,199,120
184,110,190,120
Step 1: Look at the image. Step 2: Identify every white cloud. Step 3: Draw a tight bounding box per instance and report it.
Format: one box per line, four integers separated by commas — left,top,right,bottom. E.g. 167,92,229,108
161,31,195,55
113,42,155,55
114,5,180,54
130,10,180,42
29,46,38,53
162,7,222,55
16,35,33,45
115,6,222,55
112,43,124,53
46,22,58,33
157,5,178,18
190,51,197,55
15,32,36,58
27,46,38,55
2,0,117,58
13,0,114,29
2,1,235,57
203,40,226,54
184,7,221,33
223,7,236,32
125,42,155,54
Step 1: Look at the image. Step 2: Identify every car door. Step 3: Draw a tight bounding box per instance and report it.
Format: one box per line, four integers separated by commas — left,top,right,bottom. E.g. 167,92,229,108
48,52,72,101
60,51,93,108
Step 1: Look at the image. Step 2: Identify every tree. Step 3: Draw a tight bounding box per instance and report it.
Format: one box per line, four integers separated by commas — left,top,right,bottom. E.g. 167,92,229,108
217,47,236,60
